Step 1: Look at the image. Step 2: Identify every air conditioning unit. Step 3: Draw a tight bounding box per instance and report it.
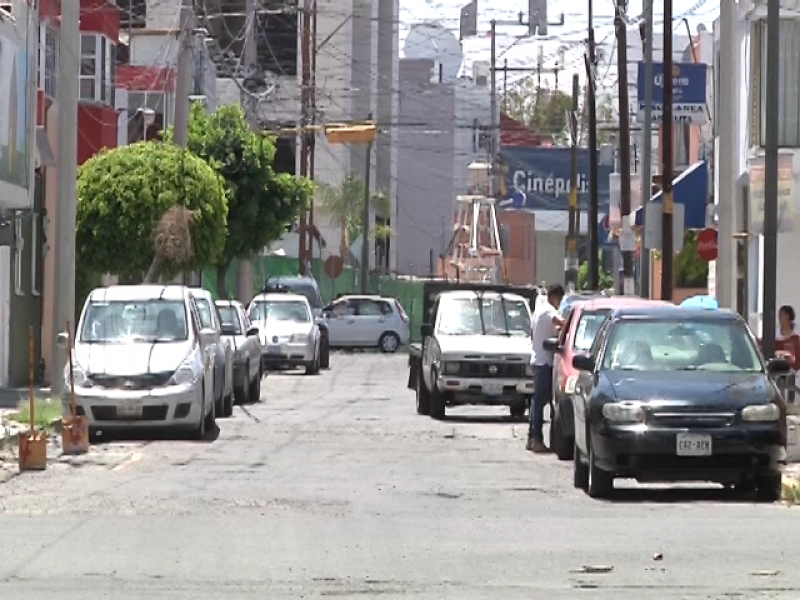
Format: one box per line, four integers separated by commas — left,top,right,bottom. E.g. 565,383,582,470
473,61,489,87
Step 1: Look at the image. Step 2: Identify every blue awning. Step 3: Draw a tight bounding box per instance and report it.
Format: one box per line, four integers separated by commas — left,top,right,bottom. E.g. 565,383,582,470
634,161,709,229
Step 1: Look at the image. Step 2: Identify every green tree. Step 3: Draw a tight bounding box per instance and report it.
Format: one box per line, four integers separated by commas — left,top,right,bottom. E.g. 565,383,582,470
577,258,615,291
675,231,709,288
505,82,573,142
316,171,392,263
166,103,313,296
596,94,617,145
76,141,227,281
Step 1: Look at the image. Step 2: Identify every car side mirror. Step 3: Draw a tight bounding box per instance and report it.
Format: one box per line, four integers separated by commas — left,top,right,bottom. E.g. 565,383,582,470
543,337,561,353
572,354,595,372
246,326,259,337
421,323,433,338
56,331,70,349
199,328,218,346
767,356,792,375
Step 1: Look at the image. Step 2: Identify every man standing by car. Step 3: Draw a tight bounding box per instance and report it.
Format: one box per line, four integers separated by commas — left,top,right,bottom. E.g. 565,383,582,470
527,284,566,453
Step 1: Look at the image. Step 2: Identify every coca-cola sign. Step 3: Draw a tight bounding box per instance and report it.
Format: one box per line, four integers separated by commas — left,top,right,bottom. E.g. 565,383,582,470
696,228,718,262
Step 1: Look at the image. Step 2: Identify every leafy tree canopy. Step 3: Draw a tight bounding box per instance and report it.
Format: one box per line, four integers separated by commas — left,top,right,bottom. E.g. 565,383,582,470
675,230,709,288
578,258,615,291
76,141,227,279
317,171,392,246
506,82,573,142
166,103,313,269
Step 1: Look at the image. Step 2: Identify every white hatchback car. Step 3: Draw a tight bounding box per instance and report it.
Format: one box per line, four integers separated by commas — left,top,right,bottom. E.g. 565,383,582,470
323,295,410,353
60,285,217,438
248,292,321,375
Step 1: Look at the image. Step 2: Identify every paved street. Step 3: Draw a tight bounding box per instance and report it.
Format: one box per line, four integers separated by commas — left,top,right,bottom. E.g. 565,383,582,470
0,353,797,599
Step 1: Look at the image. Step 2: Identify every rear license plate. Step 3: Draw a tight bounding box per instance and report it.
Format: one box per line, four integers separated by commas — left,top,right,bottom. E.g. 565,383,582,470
676,433,712,456
267,344,281,354
484,382,504,396
117,403,143,419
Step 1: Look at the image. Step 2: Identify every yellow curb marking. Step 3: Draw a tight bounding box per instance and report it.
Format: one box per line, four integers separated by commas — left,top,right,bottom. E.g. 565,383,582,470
112,451,143,472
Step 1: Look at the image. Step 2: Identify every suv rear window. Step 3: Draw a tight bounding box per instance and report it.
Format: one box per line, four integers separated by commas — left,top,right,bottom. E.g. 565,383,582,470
573,310,611,352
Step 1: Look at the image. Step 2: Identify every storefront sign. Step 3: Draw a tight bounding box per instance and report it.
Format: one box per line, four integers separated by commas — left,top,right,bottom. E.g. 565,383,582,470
749,154,795,235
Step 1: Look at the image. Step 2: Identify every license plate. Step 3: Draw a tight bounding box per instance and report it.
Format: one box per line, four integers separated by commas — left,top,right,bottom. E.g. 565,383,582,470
117,403,143,419
484,383,504,396
267,344,281,354
676,433,712,456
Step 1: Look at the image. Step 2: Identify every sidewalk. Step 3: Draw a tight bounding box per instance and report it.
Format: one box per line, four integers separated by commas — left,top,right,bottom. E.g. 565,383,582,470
0,386,51,410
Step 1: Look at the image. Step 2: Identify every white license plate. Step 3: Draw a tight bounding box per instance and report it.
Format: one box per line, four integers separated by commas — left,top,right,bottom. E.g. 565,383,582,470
267,344,281,354
676,433,712,456
484,383,504,396
117,403,143,418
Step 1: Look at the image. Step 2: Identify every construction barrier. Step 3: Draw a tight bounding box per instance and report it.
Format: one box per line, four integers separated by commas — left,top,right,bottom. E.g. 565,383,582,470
61,321,89,455
19,326,46,471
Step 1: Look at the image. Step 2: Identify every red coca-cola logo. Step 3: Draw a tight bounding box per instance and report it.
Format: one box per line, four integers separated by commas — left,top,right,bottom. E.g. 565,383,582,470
696,228,718,261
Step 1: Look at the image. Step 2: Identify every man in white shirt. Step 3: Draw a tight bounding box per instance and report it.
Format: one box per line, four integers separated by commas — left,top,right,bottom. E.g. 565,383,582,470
527,283,566,453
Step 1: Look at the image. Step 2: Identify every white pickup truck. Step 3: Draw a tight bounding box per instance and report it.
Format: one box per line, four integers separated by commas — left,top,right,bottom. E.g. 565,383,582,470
408,289,535,420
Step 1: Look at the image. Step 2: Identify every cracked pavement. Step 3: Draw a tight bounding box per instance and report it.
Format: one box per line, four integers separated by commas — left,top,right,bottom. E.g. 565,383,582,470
0,353,798,599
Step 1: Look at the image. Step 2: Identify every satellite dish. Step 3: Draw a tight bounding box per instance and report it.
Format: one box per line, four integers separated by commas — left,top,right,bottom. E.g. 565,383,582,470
403,21,463,83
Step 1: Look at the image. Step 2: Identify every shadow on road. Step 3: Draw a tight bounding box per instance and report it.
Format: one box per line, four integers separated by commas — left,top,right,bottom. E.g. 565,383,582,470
89,424,222,445
443,414,529,425
604,484,761,504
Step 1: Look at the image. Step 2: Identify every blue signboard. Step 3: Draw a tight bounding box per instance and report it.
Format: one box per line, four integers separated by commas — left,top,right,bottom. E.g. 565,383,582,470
497,147,612,212
636,62,708,124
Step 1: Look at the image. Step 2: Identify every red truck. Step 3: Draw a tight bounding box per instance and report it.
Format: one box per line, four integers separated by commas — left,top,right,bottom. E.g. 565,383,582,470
544,296,668,460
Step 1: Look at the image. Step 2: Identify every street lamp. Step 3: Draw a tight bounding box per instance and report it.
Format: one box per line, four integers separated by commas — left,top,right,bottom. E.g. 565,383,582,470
137,107,156,141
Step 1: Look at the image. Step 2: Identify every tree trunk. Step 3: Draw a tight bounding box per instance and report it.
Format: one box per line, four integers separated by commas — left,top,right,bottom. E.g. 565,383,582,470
216,262,230,299
144,258,162,283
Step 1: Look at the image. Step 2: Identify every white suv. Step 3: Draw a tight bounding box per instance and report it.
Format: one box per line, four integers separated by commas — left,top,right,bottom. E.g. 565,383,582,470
323,295,410,353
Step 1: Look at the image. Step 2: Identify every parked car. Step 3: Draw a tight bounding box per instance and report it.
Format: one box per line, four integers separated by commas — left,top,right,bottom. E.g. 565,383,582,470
248,290,321,374
261,275,330,369
189,288,234,417
323,294,410,353
215,300,263,403
571,304,789,500
545,296,669,460
59,285,217,438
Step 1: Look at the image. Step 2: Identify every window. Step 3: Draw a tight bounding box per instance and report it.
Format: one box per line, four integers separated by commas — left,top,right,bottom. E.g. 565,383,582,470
79,34,116,105
194,298,215,329
754,19,800,147
39,23,58,98
13,212,23,296
572,310,611,353
118,0,147,30
436,297,531,337
217,305,243,335
80,300,189,343
250,300,311,323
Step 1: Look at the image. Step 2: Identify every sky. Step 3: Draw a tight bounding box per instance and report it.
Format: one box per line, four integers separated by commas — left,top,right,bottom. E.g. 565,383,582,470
398,0,721,94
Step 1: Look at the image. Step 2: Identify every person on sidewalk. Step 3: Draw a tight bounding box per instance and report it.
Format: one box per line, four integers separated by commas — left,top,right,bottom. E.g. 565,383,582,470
527,283,565,453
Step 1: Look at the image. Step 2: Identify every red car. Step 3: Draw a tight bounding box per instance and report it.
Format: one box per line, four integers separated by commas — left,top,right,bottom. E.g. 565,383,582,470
544,296,669,460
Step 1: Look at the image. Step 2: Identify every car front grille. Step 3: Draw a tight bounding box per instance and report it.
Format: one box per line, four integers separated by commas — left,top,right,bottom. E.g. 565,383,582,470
457,362,526,378
649,410,736,429
88,372,173,390
90,406,169,421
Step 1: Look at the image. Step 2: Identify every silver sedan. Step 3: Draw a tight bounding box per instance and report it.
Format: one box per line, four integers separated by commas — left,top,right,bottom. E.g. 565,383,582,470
216,300,263,403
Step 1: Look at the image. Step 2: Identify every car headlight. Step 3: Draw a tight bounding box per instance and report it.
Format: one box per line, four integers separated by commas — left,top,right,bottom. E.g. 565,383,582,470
64,363,89,389
742,404,780,422
564,375,578,395
602,401,645,424
169,361,197,386
290,333,308,343
442,362,460,375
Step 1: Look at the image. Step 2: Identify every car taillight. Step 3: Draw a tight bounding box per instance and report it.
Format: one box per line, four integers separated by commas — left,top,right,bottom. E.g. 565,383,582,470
395,300,409,323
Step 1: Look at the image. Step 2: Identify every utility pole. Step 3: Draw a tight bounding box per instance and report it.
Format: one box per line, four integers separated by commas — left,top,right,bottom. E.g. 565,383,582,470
173,0,193,148
585,0,599,290
237,0,257,301
298,0,312,275
638,0,654,298
661,0,675,301
566,74,580,287
307,0,317,265
615,0,634,295
489,19,498,197
762,0,780,359
51,0,79,396
360,112,374,293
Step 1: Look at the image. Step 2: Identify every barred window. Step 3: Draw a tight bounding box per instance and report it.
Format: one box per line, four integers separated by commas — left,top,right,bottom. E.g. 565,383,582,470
38,23,58,99
755,19,800,147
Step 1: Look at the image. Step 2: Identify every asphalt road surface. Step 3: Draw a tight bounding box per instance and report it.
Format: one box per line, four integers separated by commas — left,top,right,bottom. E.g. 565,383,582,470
0,353,798,599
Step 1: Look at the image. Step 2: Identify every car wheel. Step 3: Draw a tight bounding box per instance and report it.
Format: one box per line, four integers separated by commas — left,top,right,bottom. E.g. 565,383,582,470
573,440,589,490
416,368,431,415
319,336,330,369
235,361,249,404
192,387,208,440
429,370,446,420
214,374,225,416
248,366,261,401
550,405,574,461
378,332,400,354
509,404,526,421
222,386,234,418
755,472,782,503
587,438,614,499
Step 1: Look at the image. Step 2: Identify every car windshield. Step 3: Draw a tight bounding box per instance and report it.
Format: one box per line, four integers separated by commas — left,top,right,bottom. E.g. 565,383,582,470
437,296,531,336
602,318,763,372
573,310,611,352
79,300,189,343
217,306,242,335
194,298,214,329
250,300,311,323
